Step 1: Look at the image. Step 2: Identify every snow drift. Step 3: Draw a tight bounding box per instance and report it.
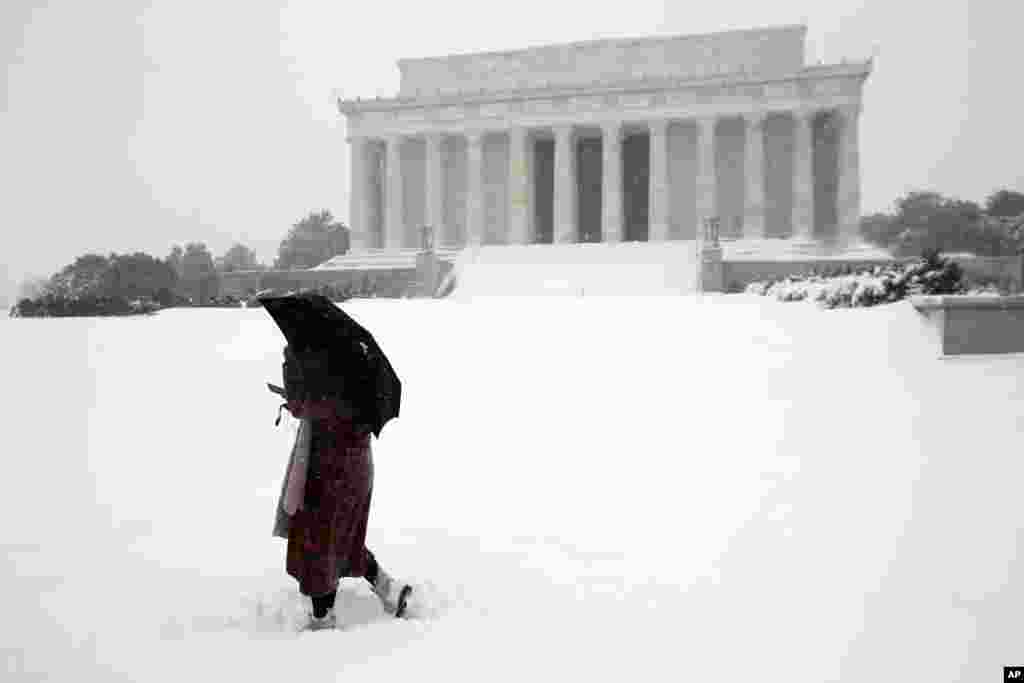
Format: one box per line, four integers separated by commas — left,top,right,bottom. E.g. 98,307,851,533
2,296,1022,682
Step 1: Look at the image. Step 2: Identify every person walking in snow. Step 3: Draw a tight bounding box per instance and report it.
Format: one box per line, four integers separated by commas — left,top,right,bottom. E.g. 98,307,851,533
271,345,412,631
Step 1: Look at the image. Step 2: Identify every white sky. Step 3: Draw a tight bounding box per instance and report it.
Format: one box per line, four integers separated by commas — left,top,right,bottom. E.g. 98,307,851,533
2,0,1021,299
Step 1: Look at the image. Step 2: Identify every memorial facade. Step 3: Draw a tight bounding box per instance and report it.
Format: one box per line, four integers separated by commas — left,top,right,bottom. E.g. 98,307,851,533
338,25,871,251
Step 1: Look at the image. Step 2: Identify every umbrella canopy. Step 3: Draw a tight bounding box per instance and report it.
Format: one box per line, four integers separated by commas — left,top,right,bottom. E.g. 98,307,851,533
259,292,401,437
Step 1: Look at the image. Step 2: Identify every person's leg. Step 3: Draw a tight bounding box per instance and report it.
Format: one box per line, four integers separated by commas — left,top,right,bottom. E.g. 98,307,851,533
363,548,412,618
364,548,379,587
311,590,337,619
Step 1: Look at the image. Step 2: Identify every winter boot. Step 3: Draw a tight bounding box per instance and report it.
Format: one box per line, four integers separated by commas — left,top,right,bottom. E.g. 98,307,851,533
369,568,413,618
306,608,337,631
306,590,338,631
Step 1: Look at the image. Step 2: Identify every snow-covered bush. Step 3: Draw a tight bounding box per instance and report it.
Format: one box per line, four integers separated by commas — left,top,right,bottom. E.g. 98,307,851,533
744,280,772,297
9,294,163,318
744,250,969,309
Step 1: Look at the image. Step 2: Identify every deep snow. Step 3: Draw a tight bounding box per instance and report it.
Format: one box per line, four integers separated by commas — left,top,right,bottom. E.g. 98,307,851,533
2,295,1022,681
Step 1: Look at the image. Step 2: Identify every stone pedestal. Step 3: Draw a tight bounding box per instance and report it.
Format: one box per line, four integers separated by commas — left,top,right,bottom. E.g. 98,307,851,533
697,216,724,293
415,249,442,297
699,245,724,293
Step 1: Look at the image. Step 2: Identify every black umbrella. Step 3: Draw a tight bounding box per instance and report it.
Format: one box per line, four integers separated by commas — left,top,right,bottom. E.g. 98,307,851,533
259,292,401,438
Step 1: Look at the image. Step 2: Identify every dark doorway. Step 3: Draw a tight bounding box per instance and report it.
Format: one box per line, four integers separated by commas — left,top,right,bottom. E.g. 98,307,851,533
576,137,603,242
622,134,649,241
533,139,554,244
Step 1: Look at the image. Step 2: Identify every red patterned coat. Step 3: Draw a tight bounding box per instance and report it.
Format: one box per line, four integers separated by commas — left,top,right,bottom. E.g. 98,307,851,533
273,399,373,598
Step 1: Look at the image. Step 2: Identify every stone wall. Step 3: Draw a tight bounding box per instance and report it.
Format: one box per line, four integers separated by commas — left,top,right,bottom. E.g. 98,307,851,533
219,252,1021,299
398,25,806,96
218,266,453,299
913,296,1024,355
722,253,1023,294
722,258,900,291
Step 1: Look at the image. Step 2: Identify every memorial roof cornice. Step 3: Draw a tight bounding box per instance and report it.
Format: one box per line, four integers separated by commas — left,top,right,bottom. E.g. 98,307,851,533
336,59,872,115
394,23,807,66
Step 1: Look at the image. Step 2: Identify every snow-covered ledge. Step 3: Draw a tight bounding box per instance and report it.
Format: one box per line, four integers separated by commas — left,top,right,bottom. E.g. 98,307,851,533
911,295,1024,356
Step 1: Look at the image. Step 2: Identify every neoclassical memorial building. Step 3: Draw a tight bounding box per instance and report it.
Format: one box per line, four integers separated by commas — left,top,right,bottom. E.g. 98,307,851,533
338,24,870,254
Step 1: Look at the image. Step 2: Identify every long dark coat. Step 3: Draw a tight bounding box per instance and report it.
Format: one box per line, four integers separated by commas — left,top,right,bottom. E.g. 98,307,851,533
273,399,374,598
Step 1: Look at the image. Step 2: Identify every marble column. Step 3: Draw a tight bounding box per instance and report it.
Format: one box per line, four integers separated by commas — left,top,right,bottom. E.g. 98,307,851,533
466,132,485,246
347,136,369,250
743,112,766,239
425,132,444,247
508,126,532,244
648,119,669,242
601,122,623,243
385,136,404,250
792,109,815,241
837,102,862,245
696,116,717,229
554,124,576,244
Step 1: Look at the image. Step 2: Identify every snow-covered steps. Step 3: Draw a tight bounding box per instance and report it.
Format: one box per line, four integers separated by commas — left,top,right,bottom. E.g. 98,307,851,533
449,241,701,297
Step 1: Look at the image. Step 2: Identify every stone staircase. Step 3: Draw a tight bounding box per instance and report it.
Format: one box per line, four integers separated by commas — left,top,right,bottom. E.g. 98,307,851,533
448,241,702,297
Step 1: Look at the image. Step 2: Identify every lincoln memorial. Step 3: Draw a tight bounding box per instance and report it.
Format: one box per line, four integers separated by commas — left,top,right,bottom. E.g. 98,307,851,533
338,24,871,253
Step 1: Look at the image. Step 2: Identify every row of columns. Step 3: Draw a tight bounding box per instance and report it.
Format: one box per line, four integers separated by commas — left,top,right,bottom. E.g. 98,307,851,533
349,104,861,249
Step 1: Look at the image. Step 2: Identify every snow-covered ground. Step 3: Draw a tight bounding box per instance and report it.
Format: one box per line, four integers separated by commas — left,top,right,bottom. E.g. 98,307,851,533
452,242,701,296
3,295,1022,681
